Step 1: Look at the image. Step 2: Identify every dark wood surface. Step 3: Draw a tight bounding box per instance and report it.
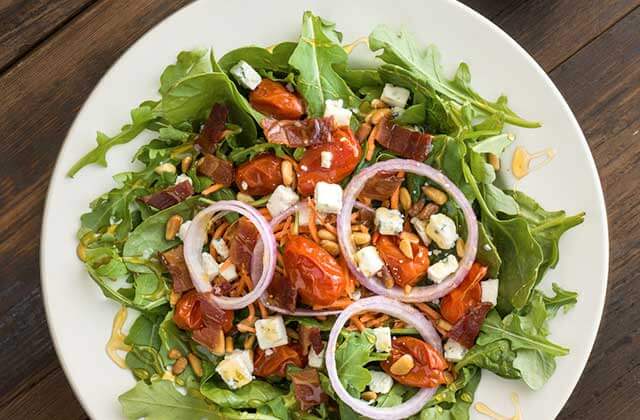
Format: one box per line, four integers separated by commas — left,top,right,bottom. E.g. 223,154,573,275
0,1,637,418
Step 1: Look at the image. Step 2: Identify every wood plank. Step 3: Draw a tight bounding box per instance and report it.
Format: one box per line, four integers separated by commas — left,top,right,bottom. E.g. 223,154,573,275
549,8,640,419
460,0,525,19
494,0,639,71
0,0,97,72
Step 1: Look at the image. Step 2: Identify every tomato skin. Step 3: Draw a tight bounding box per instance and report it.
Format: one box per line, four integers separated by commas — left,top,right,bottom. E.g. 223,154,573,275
283,235,346,307
376,236,430,287
297,127,362,196
249,79,305,120
380,336,448,388
235,154,283,196
254,345,305,377
440,263,487,324
173,291,204,331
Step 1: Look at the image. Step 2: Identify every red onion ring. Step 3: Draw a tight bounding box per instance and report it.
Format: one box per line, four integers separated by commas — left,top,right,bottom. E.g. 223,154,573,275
325,296,441,419
255,201,344,316
337,159,478,302
183,200,277,310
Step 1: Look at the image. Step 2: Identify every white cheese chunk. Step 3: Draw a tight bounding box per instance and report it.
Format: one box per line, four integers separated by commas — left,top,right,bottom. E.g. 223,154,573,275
444,339,468,362
210,238,230,260
216,350,254,389
426,213,459,249
175,173,193,186
372,327,392,353
255,315,288,350
410,217,431,246
229,60,262,90
427,255,459,284
201,252,219,281
481,279,499,306
177,220,192,240
220,261,238,281
308,345,325,368
375,207,404,235
380,83,410,108
368,371,394,394
355,246,384,277
323,99,353,127
320,151,333,168
267,185,299,217
314,182,343,214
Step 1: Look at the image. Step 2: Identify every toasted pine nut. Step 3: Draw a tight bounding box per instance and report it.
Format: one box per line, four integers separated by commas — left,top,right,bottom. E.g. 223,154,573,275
76,243,87,261
165,214,183,240
356,123,373,142
488,153,500,171
318,228,337,241
370,108,392,125
371,99,388,109
383,275,395,289
169,291,181,306
400,231,420,244
281,160,295,187
422,186,448,205
236,192,254,204
404,284,412,295
168,348,183,360
237,323,256,334
437,319,452,332
211,329,226,356
456,239,465,258
390,354,415,375
361,391,378,401
244,334,256,350
181,156,193,173
399,187,412,211
225,336,234,353
320,239,340,256
352,232,371,245
172,357,188,375
187,353,203,377
399,239,413,259
154,162,176,174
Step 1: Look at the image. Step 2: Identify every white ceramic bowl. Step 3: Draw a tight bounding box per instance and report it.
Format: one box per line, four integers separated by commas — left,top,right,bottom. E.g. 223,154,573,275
41,1,608,418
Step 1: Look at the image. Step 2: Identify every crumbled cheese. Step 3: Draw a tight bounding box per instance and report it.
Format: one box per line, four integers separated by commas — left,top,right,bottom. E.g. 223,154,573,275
240,180,249,191
229,60,262,90
372,327,392,353
267,185,299,217
220,261,238,281
308,345,325,368
255,316,288,350
202,252,219,281
368,371,394,394
177,220,192,240
481,279,499,306
410,217,431,246
323,99,352,127
355,246,384,277
314,182,343,214
320,151,333,168
175,173,193,186
380,83,410,108
210,238,230,260
426,213,458,249
444,339,468,362
427,255,459,283
375,207,404,235
216,350,254,389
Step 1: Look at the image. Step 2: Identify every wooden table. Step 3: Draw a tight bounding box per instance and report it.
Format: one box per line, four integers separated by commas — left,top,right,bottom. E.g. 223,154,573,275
0,1,637,418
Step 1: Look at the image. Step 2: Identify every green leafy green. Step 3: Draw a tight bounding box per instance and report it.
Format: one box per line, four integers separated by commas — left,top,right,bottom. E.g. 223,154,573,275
418,367,480,420
219,42,297,73
513,349,556,390
334,330,389,397
475,222,502,278
470,133,514,155
456,340,520,379
201,380,285,409
395,103,426,125
159,49,213,95
543,283,578,317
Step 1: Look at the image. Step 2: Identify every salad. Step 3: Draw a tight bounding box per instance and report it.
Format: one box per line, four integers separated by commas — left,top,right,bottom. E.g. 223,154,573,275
71,11,584,420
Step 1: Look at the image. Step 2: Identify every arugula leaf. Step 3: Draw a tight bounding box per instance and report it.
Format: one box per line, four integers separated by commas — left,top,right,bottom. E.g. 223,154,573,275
369,26,540,128
543,283,578,317
419,367,480,420
334,330,389,397
219,42,297,73
375,383,409,408
289,12,359,116
200,380,285,409
455,340,520,379
482,183,519,216
470,133,514,155
159,49,213,96
334,64,383,90
395,103,426,125
513,349,556,390
476,222,502,278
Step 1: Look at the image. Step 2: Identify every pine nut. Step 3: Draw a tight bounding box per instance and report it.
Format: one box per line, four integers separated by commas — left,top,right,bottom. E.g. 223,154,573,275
399,239,413,259
456,239,465,258
400,231,420,244
390,354,415,375
370,108,392,125
172,357,188,375
76,243,87,262
169,291,181,306
404,284,413,295
211,329,226,356
422,186,448,205
187,353,203,377
488,153,500,170
165,214,183,240
320,240,340,257
225,336,234,353
168,348,183,360
361,391,378,401
181,156,193,173
399,187,412,211
318,229,337,241
236,192,254,204
352,232,371,245
383,272,395,289
244,335,255,350
154,162,176,175
281,160,295,187
356,123,373,142
371,99,388,109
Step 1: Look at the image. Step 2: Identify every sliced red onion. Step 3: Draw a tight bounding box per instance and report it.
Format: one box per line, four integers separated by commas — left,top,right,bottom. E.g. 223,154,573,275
183,200,277,310
337,159,478,303
325,296,441,419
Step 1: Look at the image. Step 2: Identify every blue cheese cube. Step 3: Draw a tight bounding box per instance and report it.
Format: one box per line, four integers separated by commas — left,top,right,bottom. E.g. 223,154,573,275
372,327,392,352
314,182,343,214
380,83,410,108
375,208,404,235
355,246,384,277
216,350,254,389
308,345,325,368
323,99,352,127
230,60,262,90
210,238,230,260
220,261,238,281
444,339,468,362
481,279,499,306
321,151,333,168
255,315,288,350
201,252,219,281
410,217,431,246
427,255,459,283
368,371,394,394
267,185,299,217
426,213,458,249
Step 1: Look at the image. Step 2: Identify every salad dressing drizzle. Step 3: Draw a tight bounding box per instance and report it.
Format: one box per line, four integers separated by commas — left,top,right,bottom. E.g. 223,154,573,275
343,37,369,54
511,146,556,179
475,393,522,420
106,306,131,369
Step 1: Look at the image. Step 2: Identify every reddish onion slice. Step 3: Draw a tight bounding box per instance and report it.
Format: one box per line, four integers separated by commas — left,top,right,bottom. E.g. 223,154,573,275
183,200,276,310
325,296,441,419
337,159,478,302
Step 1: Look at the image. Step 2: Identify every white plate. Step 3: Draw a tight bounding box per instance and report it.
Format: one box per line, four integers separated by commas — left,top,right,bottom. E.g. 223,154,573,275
41,0,608,418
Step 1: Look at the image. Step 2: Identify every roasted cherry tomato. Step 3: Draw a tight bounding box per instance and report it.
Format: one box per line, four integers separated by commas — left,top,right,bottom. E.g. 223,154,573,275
283,235,347,307
380,336,448,388
440,262,487,324
235,154,283,196
376,235,430,287
297,127,362,196
254,345,305,377
249,79,305,120
173,291,204,331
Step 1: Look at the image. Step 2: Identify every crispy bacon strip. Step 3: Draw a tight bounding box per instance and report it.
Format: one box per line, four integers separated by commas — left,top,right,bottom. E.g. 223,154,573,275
139,180,193,210
160,244,193,293
298,325,323,356
448,302,493,348
261,117,333,147
196,154,234,187
229,217,259,273
195,103,229,154
359,173,403,201
290,368,328,411
375,117,432,161
267,271,298,312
